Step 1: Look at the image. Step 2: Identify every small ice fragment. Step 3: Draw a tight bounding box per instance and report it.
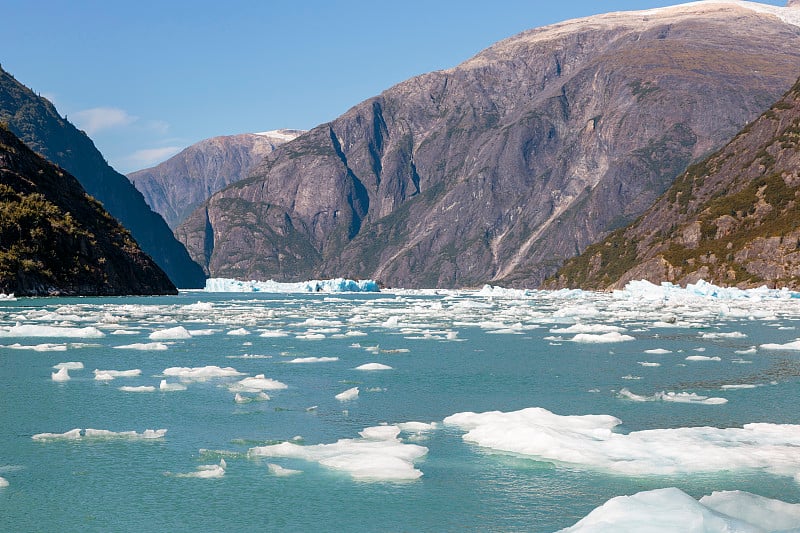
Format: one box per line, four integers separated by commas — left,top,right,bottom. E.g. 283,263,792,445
149,326,192,340
335,387,359,401
51,367,70,382
268,463,301,476
355,363,393,371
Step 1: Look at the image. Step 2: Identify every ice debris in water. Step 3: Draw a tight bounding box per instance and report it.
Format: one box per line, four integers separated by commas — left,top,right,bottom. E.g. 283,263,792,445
569,332,635,343
159,379,187,392
114,342,169,351
355,363,393,371
4,343,68,351
0,324,105,338
335,387,359,401
51,367,70,382
174,459,226,479
32,428,166,441
93,369,141,380
558,487,799,533
249,425,427,481
618,388,727,405
149,326,192,340
229,374,288,392
53,362,83,370
119,385,156,393
285,356,338,364
268,463,301,476
163,366,244,381
0,477,8,488
444,407,800,478
204,277,379,293
615,279,800,301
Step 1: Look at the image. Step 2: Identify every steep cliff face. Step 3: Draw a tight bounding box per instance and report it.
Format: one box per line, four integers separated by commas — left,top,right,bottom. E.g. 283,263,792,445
550,77,800,290
0,67,206,288
128,130,303,229
178,2,800,288
0,126,176,296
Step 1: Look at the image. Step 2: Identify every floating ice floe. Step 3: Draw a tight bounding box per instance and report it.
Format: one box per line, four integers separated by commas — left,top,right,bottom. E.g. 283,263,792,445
618,388,727,405
53,361,83,370
335,387,359,401
93,369,141,380
700,331,747,339
443,407,800,478
558,487,800,533
760,340,800,350
204,277,379,293
3,342,68,351
285,357,338,364
355,363,393,371
119,385,156,393
550,324,625,334
0,323,105,338
51,367,70,382
0,477,7,487
159,379,187,392
229,374,288,392
615,279,800,301
569,332,635,343
149,326,192,340
114,342,169,351
248,425,427,481
644,348,672,354
174,459,226,479
163,365,244,381
268,463,301,476
234,392,270,403
685,355,722,362
32,428,166,441
227,328,250,336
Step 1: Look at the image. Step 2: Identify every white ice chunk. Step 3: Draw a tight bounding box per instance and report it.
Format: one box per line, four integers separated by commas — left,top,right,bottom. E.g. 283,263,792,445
33,428,165,441
53,361,83,370
268,463,301,476
760,340,800,350
175,460,226,479
93,369,140,378
700,490,800,531
227,328,250,336
230,374,288,392
550,324,624,334
355,363,393,371
119,385,156,392
4,343,67,351
444,407,800,477
114,342,169,351
558,488,763,533
685,355,722,361
285,357,338,364
644,348,671,354
701,331,747,339
51,367,70,382
335,387,359,401
163,365,244,381
570,332,635,343
0,477,7,487
159,379,187,391
149,326,192,340
618,388,727,405
204,277,379,293
249,425,427,481
0,323,104,338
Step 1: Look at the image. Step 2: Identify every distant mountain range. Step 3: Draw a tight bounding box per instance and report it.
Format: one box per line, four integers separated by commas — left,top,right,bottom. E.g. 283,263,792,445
0,125,176,295
550,75,800,290
0,66,206,288
128,130,303,229
175,1,800,288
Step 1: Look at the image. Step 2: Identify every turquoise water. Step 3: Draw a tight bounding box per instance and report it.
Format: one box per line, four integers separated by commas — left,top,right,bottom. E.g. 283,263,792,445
1,289,800,531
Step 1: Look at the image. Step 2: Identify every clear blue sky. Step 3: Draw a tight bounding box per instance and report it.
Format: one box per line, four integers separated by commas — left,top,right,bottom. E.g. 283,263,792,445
2,0,787,173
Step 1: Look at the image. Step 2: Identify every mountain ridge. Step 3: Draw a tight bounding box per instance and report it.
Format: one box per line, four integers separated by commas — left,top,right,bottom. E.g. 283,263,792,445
0,125,176,296
0,66,206,288
127,129,303,229
549,75,800,290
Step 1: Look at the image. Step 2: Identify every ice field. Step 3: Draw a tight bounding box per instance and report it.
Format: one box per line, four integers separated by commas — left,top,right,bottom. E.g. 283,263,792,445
2,279,800,531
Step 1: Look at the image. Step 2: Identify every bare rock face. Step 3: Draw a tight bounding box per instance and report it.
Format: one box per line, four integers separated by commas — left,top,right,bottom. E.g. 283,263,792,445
128,130,303,229
551,76,800,290
177,3,800,288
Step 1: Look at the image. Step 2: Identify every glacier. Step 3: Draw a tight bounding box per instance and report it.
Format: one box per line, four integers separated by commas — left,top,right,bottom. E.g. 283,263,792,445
204,277,380,293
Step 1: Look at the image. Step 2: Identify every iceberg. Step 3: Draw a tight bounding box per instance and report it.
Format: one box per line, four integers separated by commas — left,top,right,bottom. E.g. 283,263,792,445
559,487,789,532
32,428,166,441
616,279,800,301
444,407,800,478
204,277,380,293
249,425,427,481
335,386,359,401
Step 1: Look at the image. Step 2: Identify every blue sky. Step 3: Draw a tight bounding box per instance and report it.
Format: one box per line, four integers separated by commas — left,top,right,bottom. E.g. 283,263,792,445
3,0,787,173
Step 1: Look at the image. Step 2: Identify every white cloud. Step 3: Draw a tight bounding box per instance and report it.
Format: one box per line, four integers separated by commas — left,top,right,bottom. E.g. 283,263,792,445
120,146,182,171
71,107,138,135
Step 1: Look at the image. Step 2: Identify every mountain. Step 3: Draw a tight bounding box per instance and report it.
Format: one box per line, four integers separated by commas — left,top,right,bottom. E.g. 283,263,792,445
549,76,800,290
0,66,206,288
127,130,304,229
0,125,176,296
176,2,800,288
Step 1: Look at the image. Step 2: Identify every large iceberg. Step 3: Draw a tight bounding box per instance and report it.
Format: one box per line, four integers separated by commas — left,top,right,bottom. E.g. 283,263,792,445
204,277,379,293
615,279,800,301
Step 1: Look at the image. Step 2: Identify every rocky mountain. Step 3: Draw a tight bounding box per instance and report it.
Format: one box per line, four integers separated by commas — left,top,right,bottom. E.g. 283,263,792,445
0,125,176,296
128,130,303,229
549,76,800,290
0,66,206,288
177,2,800,288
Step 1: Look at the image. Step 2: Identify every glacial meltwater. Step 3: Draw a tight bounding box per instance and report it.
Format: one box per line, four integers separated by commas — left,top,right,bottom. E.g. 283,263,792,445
2,280,800,531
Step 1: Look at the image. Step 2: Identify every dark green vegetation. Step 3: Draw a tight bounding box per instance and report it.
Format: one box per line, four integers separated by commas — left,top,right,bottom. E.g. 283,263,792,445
550,77,800,290
0,66,205,288
0,125,176,295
